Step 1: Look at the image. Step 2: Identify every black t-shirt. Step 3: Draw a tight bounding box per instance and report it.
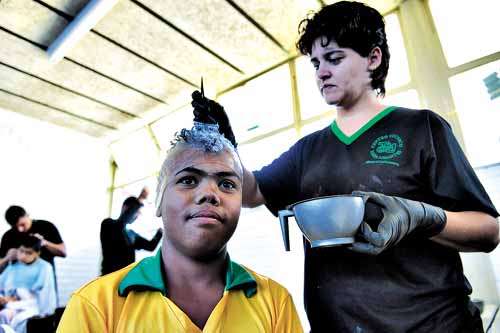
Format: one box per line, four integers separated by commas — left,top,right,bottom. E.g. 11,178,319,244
100,217,162,275
100,218,135,275
254,107,499,332
0,219,64,267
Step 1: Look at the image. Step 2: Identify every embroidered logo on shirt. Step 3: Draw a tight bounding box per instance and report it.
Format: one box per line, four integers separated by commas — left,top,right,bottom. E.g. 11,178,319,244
365,134,404,166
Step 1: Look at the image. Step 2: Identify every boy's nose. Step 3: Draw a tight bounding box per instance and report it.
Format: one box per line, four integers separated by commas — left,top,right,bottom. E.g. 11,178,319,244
195,181,220,206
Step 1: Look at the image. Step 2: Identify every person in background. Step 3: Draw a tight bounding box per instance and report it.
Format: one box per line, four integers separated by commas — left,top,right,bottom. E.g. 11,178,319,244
57,123,303,332
0,235,56,333
100,187,163,275
0,206,66,274
190,1,499,331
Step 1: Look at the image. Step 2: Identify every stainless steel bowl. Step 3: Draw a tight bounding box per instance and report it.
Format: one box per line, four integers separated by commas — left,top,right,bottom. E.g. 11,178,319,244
278,195,365,251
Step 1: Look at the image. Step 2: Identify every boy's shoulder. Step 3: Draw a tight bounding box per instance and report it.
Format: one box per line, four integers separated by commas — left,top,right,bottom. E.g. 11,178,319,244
242,265,293,299
73,263,137,301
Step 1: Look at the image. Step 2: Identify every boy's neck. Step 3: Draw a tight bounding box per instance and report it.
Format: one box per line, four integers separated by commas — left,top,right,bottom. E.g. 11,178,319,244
161,244,227,329
161,244,227,289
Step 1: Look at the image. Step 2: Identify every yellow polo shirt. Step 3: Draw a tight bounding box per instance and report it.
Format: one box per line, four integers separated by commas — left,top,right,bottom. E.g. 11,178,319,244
57,251,303,332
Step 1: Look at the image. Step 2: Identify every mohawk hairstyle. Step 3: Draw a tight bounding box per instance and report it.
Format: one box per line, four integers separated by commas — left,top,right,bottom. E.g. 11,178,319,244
156,122,238,216
169,122,233,153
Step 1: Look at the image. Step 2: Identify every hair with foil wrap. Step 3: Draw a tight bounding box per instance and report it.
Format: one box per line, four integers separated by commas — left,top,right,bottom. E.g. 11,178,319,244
155,122,240,216
172,122,233,153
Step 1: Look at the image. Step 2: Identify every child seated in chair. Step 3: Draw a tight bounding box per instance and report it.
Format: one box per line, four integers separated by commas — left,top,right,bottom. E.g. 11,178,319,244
0,235,56,333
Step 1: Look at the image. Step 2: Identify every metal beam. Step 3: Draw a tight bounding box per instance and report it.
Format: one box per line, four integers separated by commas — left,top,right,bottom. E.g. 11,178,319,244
448,51,500,78
217,54,299,97
45,0,119,62
34,0,197,88
288,59,302,136
108,159,117,216
146,124,162,153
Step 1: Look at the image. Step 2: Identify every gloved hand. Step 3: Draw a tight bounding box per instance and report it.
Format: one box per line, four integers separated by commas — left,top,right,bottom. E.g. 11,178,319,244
191,90,237,148
350,191,447,255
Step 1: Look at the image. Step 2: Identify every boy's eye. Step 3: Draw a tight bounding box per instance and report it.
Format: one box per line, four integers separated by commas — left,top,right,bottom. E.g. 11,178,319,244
220,179,236,190
177,176,197,186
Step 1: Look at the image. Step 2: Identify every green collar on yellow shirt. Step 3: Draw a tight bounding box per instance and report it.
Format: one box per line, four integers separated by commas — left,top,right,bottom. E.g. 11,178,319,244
118,250,257,298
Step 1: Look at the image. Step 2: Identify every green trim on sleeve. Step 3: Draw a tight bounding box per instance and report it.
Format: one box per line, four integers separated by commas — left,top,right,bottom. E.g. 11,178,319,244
330,106,396,145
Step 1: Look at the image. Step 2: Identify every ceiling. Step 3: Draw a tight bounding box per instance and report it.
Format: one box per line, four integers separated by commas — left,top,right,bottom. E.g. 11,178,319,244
0,0,401,139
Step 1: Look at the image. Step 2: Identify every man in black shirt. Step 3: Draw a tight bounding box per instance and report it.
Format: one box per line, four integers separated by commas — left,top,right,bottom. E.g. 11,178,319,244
100,188,163,275
0,205,66,272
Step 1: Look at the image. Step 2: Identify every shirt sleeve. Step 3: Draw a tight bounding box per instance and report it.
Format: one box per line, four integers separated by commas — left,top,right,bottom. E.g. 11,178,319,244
133,230,162,251
43,221,64,244
274,293,304,333
0,232,11,258
425,111,499,217
254,141,303,216
56,294,107,333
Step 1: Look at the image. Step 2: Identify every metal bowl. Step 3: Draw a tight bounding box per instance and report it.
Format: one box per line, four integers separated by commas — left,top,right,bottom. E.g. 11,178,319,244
278,195,365,251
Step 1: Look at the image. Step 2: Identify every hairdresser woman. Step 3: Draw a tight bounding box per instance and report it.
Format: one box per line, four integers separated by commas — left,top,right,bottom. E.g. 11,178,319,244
191,2,499,331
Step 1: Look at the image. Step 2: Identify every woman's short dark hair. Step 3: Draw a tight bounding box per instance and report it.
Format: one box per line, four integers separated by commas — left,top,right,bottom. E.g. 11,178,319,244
5,205,27,226
296,1,390,96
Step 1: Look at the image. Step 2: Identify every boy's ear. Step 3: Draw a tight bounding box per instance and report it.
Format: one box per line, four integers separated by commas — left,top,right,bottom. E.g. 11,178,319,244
367,47,382,71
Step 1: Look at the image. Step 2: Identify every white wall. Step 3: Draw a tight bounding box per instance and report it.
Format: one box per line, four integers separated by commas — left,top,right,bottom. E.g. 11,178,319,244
466,164,500,301
228,206,308,329
0,108,110,306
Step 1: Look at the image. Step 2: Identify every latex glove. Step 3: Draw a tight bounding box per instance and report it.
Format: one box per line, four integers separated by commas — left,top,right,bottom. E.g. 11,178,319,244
350,191,447,255
191,90,237,148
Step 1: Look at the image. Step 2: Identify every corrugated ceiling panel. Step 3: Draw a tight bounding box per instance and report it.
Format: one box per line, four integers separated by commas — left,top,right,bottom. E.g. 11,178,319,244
0,65,130,128
140,0,287,73
233,0,320,52
0,90,111,137
41,0,195,104
94,0,243,91
0,0,171,115
41,0,88,16
0,30,143,119
0,0,67,45
66,31,191,105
